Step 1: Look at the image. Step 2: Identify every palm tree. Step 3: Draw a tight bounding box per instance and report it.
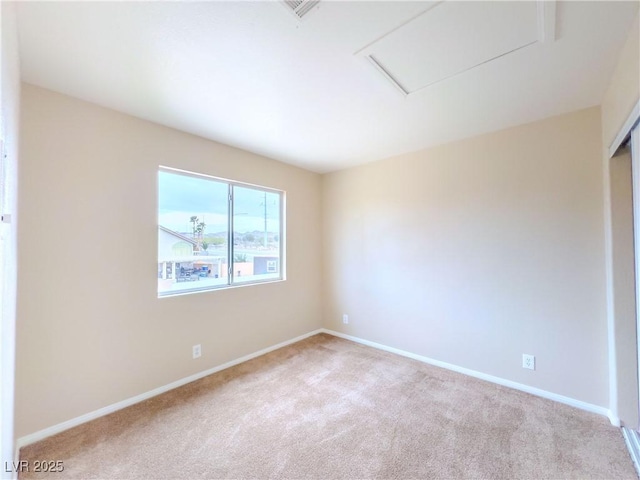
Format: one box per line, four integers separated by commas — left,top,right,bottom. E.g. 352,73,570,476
188,216,207,251
190,216,199,238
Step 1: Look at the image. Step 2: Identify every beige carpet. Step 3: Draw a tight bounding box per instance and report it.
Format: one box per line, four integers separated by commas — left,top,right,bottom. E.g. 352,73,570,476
20,333,637,479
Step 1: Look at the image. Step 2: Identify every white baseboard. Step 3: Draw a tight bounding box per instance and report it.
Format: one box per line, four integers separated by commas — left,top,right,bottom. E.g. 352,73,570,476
16,326,617,456
321,329,616,424
610,412,622,427
15,329,324,451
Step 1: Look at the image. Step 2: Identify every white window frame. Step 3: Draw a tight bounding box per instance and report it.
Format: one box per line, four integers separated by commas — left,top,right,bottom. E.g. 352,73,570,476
158,166,285,297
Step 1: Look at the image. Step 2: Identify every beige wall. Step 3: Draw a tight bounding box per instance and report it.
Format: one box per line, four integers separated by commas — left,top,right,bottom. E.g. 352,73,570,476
601,12,639,150
609,148,638,428
15,84,323,437
14,12,639,439
1,1,20,472
323,107,609,407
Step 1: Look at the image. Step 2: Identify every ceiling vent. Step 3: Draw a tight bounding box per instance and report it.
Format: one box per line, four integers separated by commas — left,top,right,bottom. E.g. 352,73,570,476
283,0,320,20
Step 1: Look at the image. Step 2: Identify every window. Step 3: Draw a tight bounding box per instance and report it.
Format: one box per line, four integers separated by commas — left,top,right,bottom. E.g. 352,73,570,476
157,167,284,296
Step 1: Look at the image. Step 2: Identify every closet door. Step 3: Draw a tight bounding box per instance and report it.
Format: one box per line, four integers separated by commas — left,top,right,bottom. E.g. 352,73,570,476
631,124,640,428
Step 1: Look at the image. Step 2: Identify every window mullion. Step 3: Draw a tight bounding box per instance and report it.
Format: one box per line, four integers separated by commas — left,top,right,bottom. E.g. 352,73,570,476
228,184,234,286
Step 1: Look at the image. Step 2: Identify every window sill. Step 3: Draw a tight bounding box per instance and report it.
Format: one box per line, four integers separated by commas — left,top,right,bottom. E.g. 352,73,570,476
157,276,285,298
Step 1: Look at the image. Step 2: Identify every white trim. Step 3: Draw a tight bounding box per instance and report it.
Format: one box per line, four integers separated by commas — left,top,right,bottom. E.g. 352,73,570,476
609,99,640,158
158,165,283,195
622,427,640,477
610,411,622,428
604,101,640,431
16,326,619,455
631,125,640,428
358,0,555,97
321,329,615,423
353,1,443,56
536,0,556,43
15,329,323,450
603,140,620,424
11,447,19,480
366,55,409,97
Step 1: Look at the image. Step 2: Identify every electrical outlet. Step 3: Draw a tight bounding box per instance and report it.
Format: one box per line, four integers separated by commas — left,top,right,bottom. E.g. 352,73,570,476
522,354,535,370
342,314,349,324
192,344,202,359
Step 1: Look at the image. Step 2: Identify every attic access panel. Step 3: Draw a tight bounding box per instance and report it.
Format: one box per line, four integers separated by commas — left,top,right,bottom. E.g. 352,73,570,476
358,1,555,95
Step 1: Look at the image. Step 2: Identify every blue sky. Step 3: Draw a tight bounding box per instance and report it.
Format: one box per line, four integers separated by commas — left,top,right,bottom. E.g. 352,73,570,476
158,170,280,234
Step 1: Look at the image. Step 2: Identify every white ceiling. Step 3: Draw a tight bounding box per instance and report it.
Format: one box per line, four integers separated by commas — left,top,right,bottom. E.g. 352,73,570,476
15,1,639,173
